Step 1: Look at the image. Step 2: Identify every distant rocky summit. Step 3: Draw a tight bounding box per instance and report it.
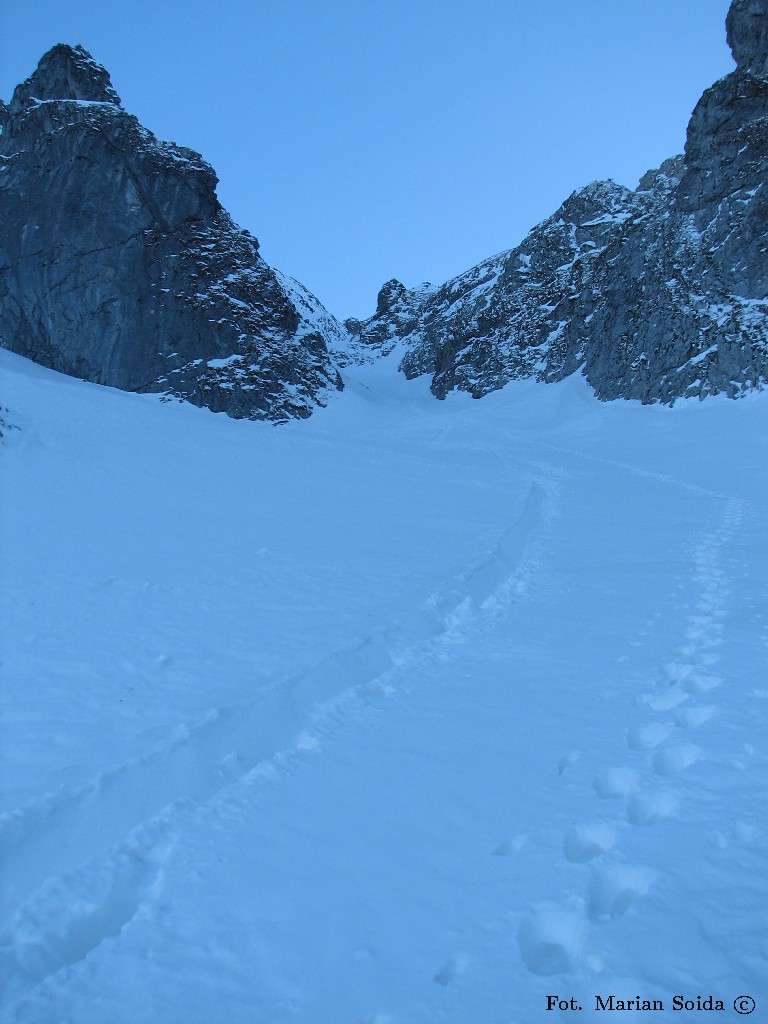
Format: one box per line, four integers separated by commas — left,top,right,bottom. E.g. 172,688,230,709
355,0,768,404
0,45,346,421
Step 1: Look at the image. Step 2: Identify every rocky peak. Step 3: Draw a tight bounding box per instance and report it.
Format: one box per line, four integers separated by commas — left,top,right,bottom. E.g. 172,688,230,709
344,279,435,362
727,0,768,77
375,279,410,315
0,46,345,422
9,44,121,117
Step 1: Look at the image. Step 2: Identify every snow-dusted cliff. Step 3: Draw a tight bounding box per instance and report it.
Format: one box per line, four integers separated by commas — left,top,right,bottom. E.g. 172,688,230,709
355,0,768,404
0,45,345,422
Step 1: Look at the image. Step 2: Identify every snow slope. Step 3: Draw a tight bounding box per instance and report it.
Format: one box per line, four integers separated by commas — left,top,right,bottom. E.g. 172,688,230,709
1,348,767,1023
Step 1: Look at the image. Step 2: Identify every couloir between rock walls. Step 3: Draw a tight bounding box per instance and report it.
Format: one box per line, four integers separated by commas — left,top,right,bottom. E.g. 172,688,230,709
2,1,768,420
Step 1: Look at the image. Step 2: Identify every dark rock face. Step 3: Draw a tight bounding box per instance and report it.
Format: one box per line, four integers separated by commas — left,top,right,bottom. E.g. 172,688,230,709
356,0,768,404
727,0,768,75
680,67,768,212
8,44,121,110
0,45,345,421
399,180,637,396
343,280,434,361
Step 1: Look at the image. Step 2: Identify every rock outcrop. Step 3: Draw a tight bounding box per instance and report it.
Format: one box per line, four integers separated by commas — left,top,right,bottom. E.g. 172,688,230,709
727,0,768,75
356,0,768,404
0,44,346,421
343,280,434,361
0,405,18,440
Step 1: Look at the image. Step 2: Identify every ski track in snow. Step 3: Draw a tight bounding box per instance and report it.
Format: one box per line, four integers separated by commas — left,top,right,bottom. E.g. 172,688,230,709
518,494,745,978
0,464,558,1011
538,440,731,501
4,355,767,1021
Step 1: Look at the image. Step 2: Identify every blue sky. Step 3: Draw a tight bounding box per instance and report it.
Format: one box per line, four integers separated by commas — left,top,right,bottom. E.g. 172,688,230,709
1,1,734,320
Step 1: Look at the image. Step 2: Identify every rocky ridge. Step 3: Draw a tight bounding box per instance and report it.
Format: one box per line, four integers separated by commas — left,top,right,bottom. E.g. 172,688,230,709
3,2,768,418
354,0,768,404
0,45,346,422
343,280,435,361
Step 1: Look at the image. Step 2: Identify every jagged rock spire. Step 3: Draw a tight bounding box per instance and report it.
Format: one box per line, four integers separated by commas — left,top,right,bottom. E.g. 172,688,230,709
727,0,768,77
9,43,121,116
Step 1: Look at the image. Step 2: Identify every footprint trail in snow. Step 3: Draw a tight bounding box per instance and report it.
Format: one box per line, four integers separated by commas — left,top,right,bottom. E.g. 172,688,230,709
3,352,768,1023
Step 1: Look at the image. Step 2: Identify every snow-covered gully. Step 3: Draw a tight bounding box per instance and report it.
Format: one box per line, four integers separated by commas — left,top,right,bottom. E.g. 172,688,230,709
2,351,766,1022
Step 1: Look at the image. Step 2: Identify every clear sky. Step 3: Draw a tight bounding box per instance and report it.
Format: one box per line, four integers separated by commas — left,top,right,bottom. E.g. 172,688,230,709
1,1,734,321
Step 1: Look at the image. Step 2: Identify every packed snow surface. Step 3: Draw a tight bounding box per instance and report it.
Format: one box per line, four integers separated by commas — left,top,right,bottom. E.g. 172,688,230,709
1,348,767,1022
